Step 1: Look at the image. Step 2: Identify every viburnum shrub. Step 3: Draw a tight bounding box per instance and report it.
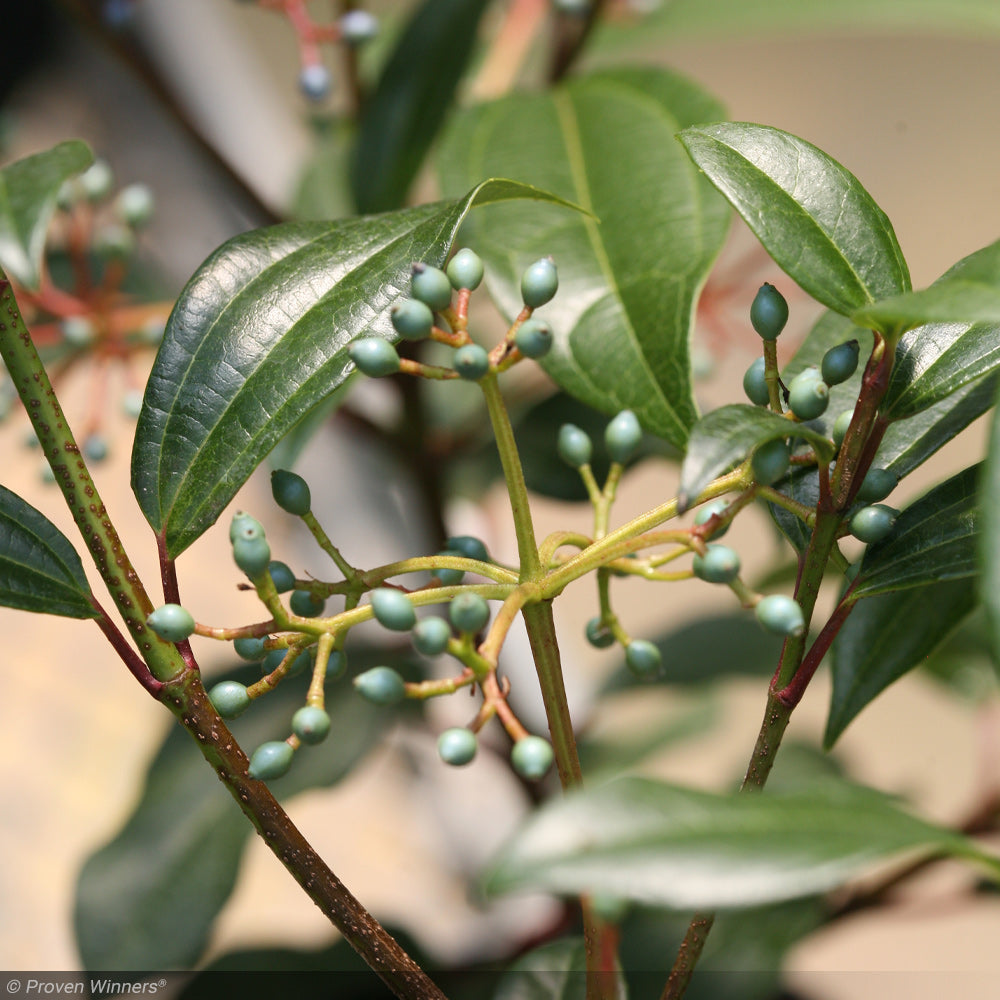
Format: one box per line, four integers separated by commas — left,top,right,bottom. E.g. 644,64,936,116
4,3,1000,999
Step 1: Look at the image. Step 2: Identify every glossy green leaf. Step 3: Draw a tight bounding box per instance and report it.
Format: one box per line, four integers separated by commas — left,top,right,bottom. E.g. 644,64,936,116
825,578,977,748
851,464,981,599
0,484,97,618
351,0,492,213
74,652,405,969
677,403,832,511
485,776,997,908
0,139,93,288
678,123,909,316
132,179,577,557
438,67,730,449
495,938,626,1000
981,387,1000,669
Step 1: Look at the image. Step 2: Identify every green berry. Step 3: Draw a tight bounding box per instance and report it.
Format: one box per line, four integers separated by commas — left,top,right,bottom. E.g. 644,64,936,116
511,735,554,780
232,534,272,578
327,649,347,681
209,680,251,719
453,343,490,380
233,636,267,661
292,705,331,745
515,318,553,359
445,535,490,563
83,433,109,462
788,367,830,421
625,639,662,679
558,423,593,468
286,648,313,678
432,550,464,586
261,648,288,674
446,248,484,291
114,183,155,227
349,337,400,377
692,544,741,584
693,498,730,539
449,592,490,633
412,616,452,656
271,469,311,515
146,603,195,642
832,409,854,450
750,283,789,340
79,160,115,201
371,588,416,631
390,298,434,341
290,589,326,617
268,560,296,593
849,504,898,544
521,257,558,308
230,511,265,544
821,340,860,385
353,666,407,705
437,727,477,766
260,646,311,678
299,63,332,101
751,438,790,486
410,263,453,311
856,468,898,503
585,616,615,649
743,356,770,406
755,594,805,637
605,410,642,464
62,316,96,347
248,741,295,780
122,388,144,419
338,9,378,44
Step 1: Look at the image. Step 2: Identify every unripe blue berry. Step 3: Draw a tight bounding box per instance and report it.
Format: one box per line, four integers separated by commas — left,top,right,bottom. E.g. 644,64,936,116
511,735,554,780
349,337,401,377
585,616,615,649
370,588,417,631
431,550,464,586
453,343,490,380
832,409,854,450
750,283,789,340
755,594,805,637
271,469,311,515
209,681,251,719
268,560,296,593
230,511,265,544
692,544,741,584
292,705,331,745
856,468,898,503
410,263,453,311
437,727,477,766
80,160,115,202
354,665,407,705
751,438,790,486
290,589,326,617
327,649,348,681
446,248,484,291
299,63,332,101
520,257,558,308
743,356,770,406
83,433,109,463
558,423,592,467
625,639,662,679
248,741,295,780
605,410,642,464
412,616,452,656
449,592,490,633
821,340,861,386
849,504,898,544
146,603,195,642
514,318,553,359
391,298,434,341
338,9,378,44
122,388,144,419
693,498,731,539
114,183,155,227
788,367,830,421
233,636,267,661
232,534,272,578
445,535,490,563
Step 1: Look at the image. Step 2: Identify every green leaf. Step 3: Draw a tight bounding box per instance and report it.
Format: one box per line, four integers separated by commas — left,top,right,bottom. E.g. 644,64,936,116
0,484,97,618
0,140,93,289
438,67,730,449
678,123,909,316
495,938,626,1000
677,403,831,511
825,578,978,747
850,465,981,599
74,653,402,970
132,179,577,557
981,387,1000,668
351,0,492,213
484,776,998,908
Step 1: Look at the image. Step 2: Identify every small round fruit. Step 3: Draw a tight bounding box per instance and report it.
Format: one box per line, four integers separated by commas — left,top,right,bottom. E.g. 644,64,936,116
856,468,898,503
520,257,558,308
412,616,452,656
349,337,400,377
437,727,477,766
449,592,490,633
232,534,272,578
557,423,592,468
299,63,332,101
285,648,313,678
432,550,464,586
353,666,407,705
292,706,332,745
625,639,662,679
268,560,297,593
370,588,417,631
62,316,95,347
146,603,195,642
390,298,434,341
209,680,251,719
750,283,789,340
122,388,144,419
83,433,109,462
788,368,830,421
114,183,155,227
230,511,265,544
233,636,267,661
79,160,115,201
445,535,490,563
693,498,731,539
605,410,642,464
271,469,311,515
514,318,553,359
248,741,294,780
849,504,898,544
453,343,490,380
751,438,790,486
821,340,861,386
585,616,615,649
326,649,347,681
511,735,554,780
755,594,805,637
290,589,326,617
692,544,741,584
832,409,854,450
338,8,378,44
410,263,453,311
261,648,288,675
446,248,484,291
743,356,770,406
